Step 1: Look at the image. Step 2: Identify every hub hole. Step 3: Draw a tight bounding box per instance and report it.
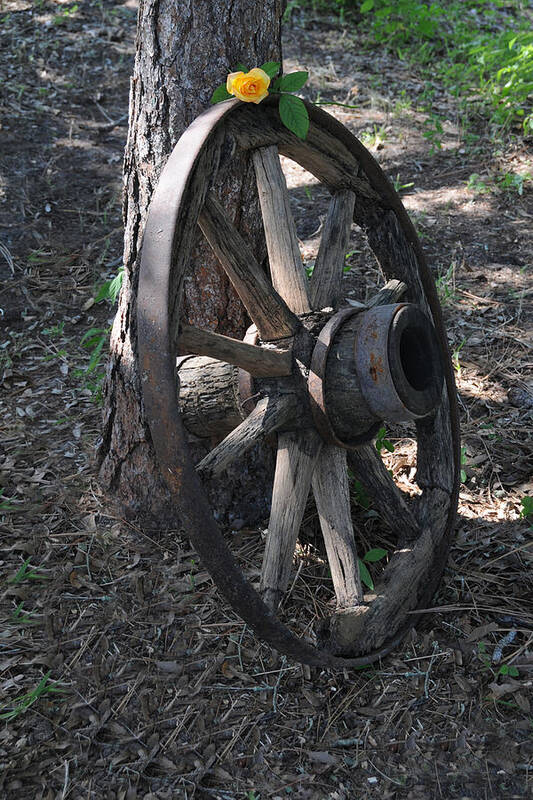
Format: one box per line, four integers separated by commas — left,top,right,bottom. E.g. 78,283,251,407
400,326,434,391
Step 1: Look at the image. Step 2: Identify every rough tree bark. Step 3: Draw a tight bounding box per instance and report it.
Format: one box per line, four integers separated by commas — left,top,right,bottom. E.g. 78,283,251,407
98,0,284,521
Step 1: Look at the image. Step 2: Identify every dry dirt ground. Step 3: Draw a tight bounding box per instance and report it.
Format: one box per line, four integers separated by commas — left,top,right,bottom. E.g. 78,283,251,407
1,2,533,798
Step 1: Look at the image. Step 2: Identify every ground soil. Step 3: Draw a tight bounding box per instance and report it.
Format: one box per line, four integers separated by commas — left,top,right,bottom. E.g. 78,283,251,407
1,2,532,799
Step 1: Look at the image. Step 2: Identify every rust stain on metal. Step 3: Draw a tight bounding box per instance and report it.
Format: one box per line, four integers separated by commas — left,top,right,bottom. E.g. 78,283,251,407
369,352,384,383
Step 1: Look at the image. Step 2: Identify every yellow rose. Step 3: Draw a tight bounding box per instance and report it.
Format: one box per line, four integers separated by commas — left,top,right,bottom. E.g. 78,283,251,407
226,68,270,104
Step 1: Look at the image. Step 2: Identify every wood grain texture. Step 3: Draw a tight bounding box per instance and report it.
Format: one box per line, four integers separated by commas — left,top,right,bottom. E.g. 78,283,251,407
199,193,299,341
322,492,450,656
177,356,245,438
311,445,363,609
367,278,407,307
260,429,322,611
196,394,296,481
229,102,379,199
253,146,311,315
323,312,380,444
177,323,292,377
310,189,355,310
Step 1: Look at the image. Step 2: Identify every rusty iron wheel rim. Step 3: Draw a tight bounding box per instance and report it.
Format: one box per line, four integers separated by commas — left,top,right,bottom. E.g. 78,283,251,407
137,97,461,668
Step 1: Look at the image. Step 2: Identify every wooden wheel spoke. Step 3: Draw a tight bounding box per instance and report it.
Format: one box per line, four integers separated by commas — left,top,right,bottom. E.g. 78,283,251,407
260,430,322,611
177,323,292,377
196,394,296,481
199,193,299,341
347,445,419,542
253,145,311,314
311,446,363,609
310,189,355,310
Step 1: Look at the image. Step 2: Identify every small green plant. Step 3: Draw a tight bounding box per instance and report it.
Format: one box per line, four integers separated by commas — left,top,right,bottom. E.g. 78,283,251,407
393,91,412,115
423,114,444,154
79,269,124,402
497,171,531,196
391,174,414,193
343,249,362,274
351,479,371,510
79,328,108,375
283,0,302,23
498,663,519,678
375,426,394,454
359,124,387,149
43,321,65,338
477,640,491,669
53,4,78,25
479,421,500,442
477,640,520,680
435,261,456,305
0,671,64,721
467,173,491,194
452,338,466,378
10,602,38,626
74,327,110,403
358,548,387,591
94,268,124,304
8,558,48,585
520,496,533,521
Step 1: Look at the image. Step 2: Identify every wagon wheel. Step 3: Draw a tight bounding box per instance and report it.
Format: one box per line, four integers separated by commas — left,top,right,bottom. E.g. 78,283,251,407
138,97,460,667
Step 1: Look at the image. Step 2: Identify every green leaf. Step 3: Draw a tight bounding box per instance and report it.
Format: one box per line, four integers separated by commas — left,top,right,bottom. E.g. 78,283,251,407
358,560,374,591
360,0,374,12
520,495,533,519
108,269,124,303
260,61,280,78
94,268,123,304
363,548,387,563
94,280,113,303
278,71,309,92
279,94,309,140
211,84,231,104
235,62,248,72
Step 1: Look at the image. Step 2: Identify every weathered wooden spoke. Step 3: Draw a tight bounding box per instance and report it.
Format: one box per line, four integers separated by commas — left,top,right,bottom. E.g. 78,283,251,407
196,394,297,481
253,145,311,314
138,96,460,668
311,445,363,609
260,430,322,611
310,189,356,310
177,323,292,377
199,193,299,341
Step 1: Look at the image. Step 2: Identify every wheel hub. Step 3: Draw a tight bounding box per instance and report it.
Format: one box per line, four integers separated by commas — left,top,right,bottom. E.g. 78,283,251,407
308,302,444,449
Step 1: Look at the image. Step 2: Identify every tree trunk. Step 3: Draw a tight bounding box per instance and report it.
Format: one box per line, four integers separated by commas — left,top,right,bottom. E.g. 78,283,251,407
97,0,284,522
